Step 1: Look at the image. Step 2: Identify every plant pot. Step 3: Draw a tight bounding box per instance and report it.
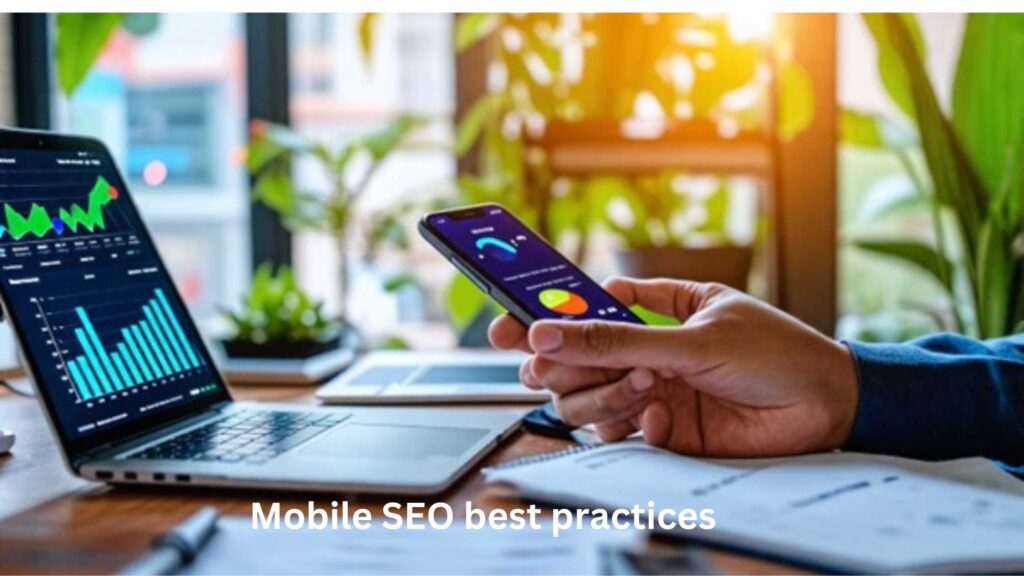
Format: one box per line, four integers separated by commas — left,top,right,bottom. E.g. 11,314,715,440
614,245,754,291
220,336,342,360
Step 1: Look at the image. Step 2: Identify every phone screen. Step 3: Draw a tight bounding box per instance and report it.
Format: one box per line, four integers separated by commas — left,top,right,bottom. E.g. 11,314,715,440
424,205,642,324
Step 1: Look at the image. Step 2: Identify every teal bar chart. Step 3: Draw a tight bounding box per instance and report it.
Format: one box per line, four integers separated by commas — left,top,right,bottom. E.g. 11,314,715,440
66,288,202,401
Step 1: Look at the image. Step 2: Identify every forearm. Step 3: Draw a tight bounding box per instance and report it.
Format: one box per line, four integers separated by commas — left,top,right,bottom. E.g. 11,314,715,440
843,333,1024,465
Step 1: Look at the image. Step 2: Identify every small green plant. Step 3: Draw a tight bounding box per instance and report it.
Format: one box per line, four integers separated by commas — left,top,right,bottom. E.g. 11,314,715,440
247,115,425,323
221,264,340,344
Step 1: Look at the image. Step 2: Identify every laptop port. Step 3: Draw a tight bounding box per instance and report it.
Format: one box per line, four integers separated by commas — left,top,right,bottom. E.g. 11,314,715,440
152,473,166,481
96,470,113,480
123,472,138,481
175,474,191,483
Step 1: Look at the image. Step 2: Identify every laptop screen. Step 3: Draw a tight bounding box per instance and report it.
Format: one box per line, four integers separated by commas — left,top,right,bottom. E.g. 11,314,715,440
0,132,229,453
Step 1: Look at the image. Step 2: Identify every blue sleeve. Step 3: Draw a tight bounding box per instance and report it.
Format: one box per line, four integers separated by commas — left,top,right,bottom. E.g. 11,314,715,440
843,333,1024,466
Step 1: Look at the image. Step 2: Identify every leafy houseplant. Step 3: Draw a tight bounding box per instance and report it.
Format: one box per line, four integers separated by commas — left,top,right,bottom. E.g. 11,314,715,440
246,115,424,325
847,14,1024,338
605,174,755,290
220,264,342,359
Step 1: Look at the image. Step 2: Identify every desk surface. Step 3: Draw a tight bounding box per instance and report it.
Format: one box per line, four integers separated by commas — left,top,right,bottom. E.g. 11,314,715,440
0,385,798,575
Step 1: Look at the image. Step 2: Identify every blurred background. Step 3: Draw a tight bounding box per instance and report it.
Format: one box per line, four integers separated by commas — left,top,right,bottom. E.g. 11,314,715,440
0,13,1020,360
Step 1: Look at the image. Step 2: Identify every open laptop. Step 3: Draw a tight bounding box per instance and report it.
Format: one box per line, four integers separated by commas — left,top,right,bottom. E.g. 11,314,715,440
318,350,550,404
0,129,520,494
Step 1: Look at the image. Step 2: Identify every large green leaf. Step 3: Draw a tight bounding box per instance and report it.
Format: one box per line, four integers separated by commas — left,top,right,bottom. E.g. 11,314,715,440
862,13,925,120
853,238,953,292
56,13,124,97
880,14,987,259
952,14,1024,226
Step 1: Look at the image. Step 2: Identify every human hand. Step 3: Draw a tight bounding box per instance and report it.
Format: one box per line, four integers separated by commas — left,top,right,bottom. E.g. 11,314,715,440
489,278,859,457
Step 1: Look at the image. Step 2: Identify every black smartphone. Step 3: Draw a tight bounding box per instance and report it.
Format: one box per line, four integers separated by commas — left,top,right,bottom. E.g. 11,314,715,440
419,203,643,327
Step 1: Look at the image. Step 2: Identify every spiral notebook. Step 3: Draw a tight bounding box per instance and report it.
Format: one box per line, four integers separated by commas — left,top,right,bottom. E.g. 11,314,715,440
484,442,1024,573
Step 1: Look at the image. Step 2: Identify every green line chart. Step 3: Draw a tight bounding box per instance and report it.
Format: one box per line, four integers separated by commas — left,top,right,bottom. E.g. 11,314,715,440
0,176,120,241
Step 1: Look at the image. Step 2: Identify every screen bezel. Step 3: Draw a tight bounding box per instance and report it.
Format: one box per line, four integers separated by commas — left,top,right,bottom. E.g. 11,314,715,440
0,128,233,463
420,203,643,326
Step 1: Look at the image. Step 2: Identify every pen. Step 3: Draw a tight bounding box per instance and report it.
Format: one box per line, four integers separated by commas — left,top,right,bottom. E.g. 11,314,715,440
118,506,220,575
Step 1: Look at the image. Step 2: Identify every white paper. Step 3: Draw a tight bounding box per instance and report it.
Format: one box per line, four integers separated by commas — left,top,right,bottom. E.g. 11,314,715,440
183,516,636,575
485,443,1024,573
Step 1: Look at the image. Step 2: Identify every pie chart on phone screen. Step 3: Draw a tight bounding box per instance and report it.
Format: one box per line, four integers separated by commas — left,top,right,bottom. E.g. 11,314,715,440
539,289,589,315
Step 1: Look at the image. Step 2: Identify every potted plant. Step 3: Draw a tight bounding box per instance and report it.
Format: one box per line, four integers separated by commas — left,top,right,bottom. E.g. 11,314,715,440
247,115,425,328
220,264,344,359
598,173,755,290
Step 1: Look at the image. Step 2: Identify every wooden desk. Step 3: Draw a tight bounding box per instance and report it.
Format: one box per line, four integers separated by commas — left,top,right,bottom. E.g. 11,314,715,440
0,385,795,575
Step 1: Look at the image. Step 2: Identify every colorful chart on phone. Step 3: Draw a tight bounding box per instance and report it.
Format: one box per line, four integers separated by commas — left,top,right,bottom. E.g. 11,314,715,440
475,236,518,262
538,288,589,316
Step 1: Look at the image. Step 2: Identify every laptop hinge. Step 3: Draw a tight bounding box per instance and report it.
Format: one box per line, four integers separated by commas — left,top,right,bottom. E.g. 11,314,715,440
75,400,233,465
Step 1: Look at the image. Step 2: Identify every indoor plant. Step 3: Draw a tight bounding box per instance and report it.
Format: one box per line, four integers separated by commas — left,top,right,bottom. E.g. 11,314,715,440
246,115,425,326
219,264,343,359
847,14,1024,338
604,174,755,290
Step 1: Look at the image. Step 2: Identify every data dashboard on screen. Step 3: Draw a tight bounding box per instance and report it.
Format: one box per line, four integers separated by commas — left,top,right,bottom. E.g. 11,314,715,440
0,145,224,441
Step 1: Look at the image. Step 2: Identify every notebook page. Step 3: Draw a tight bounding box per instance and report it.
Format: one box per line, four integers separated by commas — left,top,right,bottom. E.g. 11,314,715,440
485,443,1024,572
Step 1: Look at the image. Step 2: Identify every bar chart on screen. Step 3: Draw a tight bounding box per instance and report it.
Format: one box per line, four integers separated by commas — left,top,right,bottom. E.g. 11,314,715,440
33,286,205,403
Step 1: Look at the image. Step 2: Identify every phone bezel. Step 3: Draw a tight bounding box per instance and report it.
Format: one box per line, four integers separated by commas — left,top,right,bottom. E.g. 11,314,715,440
419,203,642,327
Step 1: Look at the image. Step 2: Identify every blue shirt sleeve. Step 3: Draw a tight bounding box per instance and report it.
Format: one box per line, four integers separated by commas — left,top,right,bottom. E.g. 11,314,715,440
843,333,1024,466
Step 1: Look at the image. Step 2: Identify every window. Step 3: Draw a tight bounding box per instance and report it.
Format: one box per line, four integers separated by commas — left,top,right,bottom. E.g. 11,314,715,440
51,14,250,322
288,14,455,341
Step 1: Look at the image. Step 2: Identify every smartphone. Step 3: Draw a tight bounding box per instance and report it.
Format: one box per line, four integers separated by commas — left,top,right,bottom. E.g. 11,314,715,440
419,203,643,326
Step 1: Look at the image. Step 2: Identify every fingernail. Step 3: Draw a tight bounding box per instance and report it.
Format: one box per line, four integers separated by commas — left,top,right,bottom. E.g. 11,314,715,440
532,324,563,352
631,369,654,392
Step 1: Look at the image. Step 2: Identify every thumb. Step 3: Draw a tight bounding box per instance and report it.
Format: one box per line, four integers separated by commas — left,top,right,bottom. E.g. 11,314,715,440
529,319,700,370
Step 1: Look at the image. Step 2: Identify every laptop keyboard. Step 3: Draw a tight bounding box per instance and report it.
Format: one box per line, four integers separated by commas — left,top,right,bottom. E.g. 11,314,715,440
131,410,350,465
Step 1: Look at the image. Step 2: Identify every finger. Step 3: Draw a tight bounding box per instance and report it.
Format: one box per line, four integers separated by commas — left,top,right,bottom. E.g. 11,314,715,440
529,355,626,395
553,369,655,427
594,417,640,443
641,401,672,448
489,314,530,352
603,276,725,323
529,319,702,371
518,357,540,389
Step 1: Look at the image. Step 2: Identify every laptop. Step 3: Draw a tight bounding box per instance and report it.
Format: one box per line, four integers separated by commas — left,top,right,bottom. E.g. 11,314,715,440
317,350,548,404
0,129,520,494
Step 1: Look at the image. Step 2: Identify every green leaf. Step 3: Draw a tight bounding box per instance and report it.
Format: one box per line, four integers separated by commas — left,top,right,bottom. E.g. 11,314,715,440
446,273,488,331
455,93,503,156
840,108,917,149
56,13,124,97
357,13,379,67
975,218,1012,337
778,61,814,142
361,115,424,160
952,14,1024,226
455,14,499,53
383,273,417,293
862,13,925,119
853,238,953,292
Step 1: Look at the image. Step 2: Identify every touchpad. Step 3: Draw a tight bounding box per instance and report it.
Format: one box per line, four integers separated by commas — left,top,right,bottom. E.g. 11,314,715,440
301,423,489,460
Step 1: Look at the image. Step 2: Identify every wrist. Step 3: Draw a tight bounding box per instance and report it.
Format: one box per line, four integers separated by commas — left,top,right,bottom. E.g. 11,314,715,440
822,341,860,450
